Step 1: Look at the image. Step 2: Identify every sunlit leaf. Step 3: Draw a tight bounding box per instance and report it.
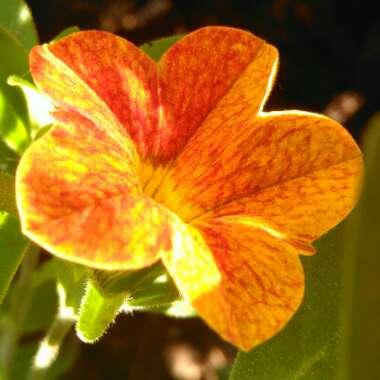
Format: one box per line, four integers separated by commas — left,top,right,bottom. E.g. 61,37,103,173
76,280,124,343
0,26,30,148
140,34,184,61
229,223,346,380
8,75,54,136
0,0,38,51
0,212,28,305
0,90,29,153
337,114,380,379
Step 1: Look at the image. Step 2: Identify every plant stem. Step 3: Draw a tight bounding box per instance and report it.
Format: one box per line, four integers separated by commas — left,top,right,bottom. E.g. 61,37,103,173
0,243,40,376
27,315,74,380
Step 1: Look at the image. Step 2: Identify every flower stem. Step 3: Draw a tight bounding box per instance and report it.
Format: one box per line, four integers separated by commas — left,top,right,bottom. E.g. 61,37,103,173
27,315,74,380
0,243,40,376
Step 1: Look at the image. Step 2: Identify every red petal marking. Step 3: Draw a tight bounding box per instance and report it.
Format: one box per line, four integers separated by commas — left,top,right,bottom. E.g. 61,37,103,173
154,112,362,247
30,40,137,158
44,31,162,158
162,216,304,351
157,26,272,160
16,111,173,269
30,27,276,162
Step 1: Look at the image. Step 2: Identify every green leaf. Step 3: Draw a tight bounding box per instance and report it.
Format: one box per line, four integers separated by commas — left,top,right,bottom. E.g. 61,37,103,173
0,26,30,149
229,222,347,380
140,34,184,61
337,114,380,379
76,280,124,343
0,212,28,305
51,26,80,42
0,0,38,51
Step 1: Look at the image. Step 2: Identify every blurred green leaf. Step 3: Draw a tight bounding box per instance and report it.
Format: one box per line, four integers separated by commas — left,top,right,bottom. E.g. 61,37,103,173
0,172,16,215
229,223,347,380
22,280,57,334
51,26,80,42
337,114,380,380
0,139,17,176
8,75,53,136
0,212,28,305
0,27,30,149
76,280,124,343
0,0,38,51
0,278,57,335
140,34,184,61
10,336,79,380
32,258,88,321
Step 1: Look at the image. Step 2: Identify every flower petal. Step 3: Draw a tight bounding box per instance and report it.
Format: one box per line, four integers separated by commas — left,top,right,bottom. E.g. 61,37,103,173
31,28,277,163
155,112,362,246
162,217,304,351
30,30,161,158
157,26,278,160
16,111,172,270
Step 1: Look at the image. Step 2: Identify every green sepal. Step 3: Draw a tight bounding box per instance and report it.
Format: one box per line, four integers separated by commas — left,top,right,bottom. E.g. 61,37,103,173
94,261,166,294
92,262,198,318
75,279,125,343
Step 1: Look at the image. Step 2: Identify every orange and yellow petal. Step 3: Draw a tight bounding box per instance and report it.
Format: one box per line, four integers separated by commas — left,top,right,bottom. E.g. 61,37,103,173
30,30,160,159
154,111,362,246
162,216,304,351
157,26,277,160
16,111,171,270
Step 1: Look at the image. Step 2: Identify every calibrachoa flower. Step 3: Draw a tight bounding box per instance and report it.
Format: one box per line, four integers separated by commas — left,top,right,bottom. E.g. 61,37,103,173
16,26,362,351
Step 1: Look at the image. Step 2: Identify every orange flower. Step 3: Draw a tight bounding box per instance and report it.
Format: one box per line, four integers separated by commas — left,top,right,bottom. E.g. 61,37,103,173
16,27,362,350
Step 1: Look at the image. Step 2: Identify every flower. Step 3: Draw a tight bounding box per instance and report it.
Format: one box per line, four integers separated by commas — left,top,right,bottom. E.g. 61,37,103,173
16,26,362,351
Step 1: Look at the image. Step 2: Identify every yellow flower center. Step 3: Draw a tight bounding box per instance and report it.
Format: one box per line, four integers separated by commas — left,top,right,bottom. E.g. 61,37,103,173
138,160,202,223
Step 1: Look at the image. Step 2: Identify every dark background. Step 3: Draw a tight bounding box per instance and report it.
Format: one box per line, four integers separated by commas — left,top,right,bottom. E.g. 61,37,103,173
24,1,380,379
